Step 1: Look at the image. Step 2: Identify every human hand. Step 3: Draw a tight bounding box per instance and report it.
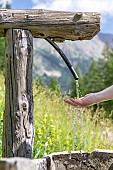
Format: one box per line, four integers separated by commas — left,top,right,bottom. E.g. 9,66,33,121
64,93,97,107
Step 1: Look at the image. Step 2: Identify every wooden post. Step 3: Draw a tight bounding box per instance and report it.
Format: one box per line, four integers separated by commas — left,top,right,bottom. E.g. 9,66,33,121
2,29,34,158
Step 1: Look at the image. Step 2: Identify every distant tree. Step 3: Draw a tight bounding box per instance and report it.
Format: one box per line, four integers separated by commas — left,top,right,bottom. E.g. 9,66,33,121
97,47,113,115
0,1,11,73
35,77,45,87
84,46,113,116
0,37,5,72
100,46,113,87
83,60,104,95
5,1,11,9
49,76,61,93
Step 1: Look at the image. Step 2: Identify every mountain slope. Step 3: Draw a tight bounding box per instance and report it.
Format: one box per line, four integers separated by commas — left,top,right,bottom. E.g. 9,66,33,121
33,33,112,91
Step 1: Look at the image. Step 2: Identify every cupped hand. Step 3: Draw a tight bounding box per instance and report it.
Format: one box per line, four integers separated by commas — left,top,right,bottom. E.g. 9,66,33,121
64,93,97,107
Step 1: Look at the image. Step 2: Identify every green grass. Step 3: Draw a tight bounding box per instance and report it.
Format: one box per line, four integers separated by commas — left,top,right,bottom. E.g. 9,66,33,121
0,76,113,158
33,84,113,158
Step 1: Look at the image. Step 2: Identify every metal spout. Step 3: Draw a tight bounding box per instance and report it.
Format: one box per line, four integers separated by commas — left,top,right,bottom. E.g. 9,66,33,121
45,38,79,81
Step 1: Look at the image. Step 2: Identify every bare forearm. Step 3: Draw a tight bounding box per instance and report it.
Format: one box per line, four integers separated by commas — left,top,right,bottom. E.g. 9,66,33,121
64,85,113,107
96,85,113,103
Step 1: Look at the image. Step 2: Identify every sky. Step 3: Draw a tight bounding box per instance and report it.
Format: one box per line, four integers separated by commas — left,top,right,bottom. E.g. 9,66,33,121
0,0,113,34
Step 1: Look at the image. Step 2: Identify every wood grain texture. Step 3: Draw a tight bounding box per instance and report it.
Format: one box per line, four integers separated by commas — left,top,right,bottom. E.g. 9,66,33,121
2,29,34,158
0,9,100,40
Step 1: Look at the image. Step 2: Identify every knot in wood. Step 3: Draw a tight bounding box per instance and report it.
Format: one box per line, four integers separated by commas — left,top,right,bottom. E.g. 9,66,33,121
15,111,20,118
73,12,82,22
24,14,28,19
21,101,28,111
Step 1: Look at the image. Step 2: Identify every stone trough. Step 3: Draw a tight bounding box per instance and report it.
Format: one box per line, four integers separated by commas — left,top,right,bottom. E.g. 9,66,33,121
49,149,113,170
0,149,113,170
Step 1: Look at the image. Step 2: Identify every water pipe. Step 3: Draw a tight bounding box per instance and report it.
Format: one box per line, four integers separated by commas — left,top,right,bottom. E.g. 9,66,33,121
45,38,79,81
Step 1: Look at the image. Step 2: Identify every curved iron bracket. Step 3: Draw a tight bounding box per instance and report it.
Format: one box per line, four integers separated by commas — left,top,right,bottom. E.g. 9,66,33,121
45,38,79,80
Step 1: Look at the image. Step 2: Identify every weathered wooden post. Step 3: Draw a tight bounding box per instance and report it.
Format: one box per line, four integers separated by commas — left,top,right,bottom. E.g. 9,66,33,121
2,29,34,158
0,9,100,159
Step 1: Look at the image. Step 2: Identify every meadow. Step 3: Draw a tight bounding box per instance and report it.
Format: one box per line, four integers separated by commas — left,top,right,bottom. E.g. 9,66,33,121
0,75,113,158
33,81,113,158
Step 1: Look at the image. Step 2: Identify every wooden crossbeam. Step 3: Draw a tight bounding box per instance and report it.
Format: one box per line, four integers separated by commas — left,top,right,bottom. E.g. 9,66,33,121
0,9,100,41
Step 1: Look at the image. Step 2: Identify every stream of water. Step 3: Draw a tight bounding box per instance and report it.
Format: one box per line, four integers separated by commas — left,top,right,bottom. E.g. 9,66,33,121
69,80,88,168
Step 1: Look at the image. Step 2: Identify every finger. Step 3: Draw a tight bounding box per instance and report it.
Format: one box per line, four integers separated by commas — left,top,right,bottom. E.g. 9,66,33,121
69,98,83,105
64,99,83,108
64,99,78,106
